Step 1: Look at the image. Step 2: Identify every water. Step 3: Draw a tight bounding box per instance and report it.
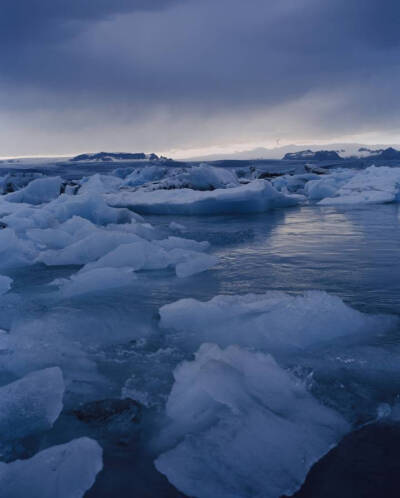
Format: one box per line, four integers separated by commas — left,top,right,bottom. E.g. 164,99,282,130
3,199,400,496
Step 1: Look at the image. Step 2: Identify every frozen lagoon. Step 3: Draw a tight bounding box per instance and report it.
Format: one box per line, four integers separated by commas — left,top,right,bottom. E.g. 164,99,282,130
0,160,400,497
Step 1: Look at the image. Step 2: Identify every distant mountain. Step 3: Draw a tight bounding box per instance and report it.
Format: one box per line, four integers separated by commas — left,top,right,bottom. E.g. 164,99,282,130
362,147,400,160
185,143,400,161
282,150,342,161
70,152,160,162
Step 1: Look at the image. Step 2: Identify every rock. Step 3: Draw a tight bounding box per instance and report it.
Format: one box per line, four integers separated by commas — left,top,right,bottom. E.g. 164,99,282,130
73,398,142,446
74,398,141,424
286,422,400,498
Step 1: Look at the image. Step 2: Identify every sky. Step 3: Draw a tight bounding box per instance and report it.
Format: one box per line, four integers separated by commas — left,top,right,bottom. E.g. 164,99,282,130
1,0,400,158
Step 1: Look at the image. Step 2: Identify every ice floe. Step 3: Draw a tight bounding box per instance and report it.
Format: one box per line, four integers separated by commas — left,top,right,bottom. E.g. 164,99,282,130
155,343,349,498
319,166,400,205
0,367,64,442
108,179,299,215
0,437,102,498
159,291,396,353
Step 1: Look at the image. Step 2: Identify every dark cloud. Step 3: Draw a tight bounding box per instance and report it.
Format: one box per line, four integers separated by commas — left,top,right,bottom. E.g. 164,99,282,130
0,0,399,156
0,1,180,43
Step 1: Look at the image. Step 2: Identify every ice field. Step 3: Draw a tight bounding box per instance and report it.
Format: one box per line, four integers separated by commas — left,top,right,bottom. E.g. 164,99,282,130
0,158,399,497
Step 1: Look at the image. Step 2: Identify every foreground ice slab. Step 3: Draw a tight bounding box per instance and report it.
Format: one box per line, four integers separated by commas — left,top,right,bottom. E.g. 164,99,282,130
319,166,400,205
107,180,299,215
155,343,349,498
0,437,102,498
159,291,396,353
0,367,64,441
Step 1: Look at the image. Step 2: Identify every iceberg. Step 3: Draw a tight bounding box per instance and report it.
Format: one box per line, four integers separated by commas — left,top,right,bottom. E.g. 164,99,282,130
0,437,102,498
319,166,400,205
155,343,349,498
107,180,299,215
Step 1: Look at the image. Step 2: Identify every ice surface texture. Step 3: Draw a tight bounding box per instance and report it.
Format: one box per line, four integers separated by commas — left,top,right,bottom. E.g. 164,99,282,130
0,437,102,498
159,290,396,352
0,367,64,441
319,166,400,205
155,343,349,498
107,179,299,215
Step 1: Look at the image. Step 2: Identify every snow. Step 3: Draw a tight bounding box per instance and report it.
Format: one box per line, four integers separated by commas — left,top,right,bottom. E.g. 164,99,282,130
107,179,299,215
0,367,64,441
319,166,400,205
159,291,395,353
0,437,102,498
155,343,349,498
5,176,63,205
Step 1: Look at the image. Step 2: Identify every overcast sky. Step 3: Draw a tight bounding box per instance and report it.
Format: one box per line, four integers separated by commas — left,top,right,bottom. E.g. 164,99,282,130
1,0,400,158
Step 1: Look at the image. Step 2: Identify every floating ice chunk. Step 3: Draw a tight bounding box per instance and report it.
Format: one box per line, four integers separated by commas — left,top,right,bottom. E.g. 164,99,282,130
0,437,102,498
319,166,400,205
0,275,12,295
81,240,169,273
27,227,74,250
159,291,396,353
174,252,218,278
46,193,131,225
303,170,355,201
107,180,299,215
77,234,214,277
155,236,209,252
155,343,349,498
54,267,137,297
0,228,37,268
121,165,167,187
38,230,142,266
79,173,122,195
0,367,64,441
153,164,239,191
5,176,63,205
169,222,186,232
0,317,98,387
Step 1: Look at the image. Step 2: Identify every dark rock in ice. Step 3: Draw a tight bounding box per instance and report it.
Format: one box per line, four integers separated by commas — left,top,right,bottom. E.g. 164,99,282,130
73,398,142,447
258,171,286,179
304,164,328,175
74,398,141,425
60,181,80,195
286,422,400,498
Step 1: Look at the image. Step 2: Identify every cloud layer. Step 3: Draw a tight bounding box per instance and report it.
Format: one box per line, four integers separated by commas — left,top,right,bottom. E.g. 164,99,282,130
1,0,399,156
